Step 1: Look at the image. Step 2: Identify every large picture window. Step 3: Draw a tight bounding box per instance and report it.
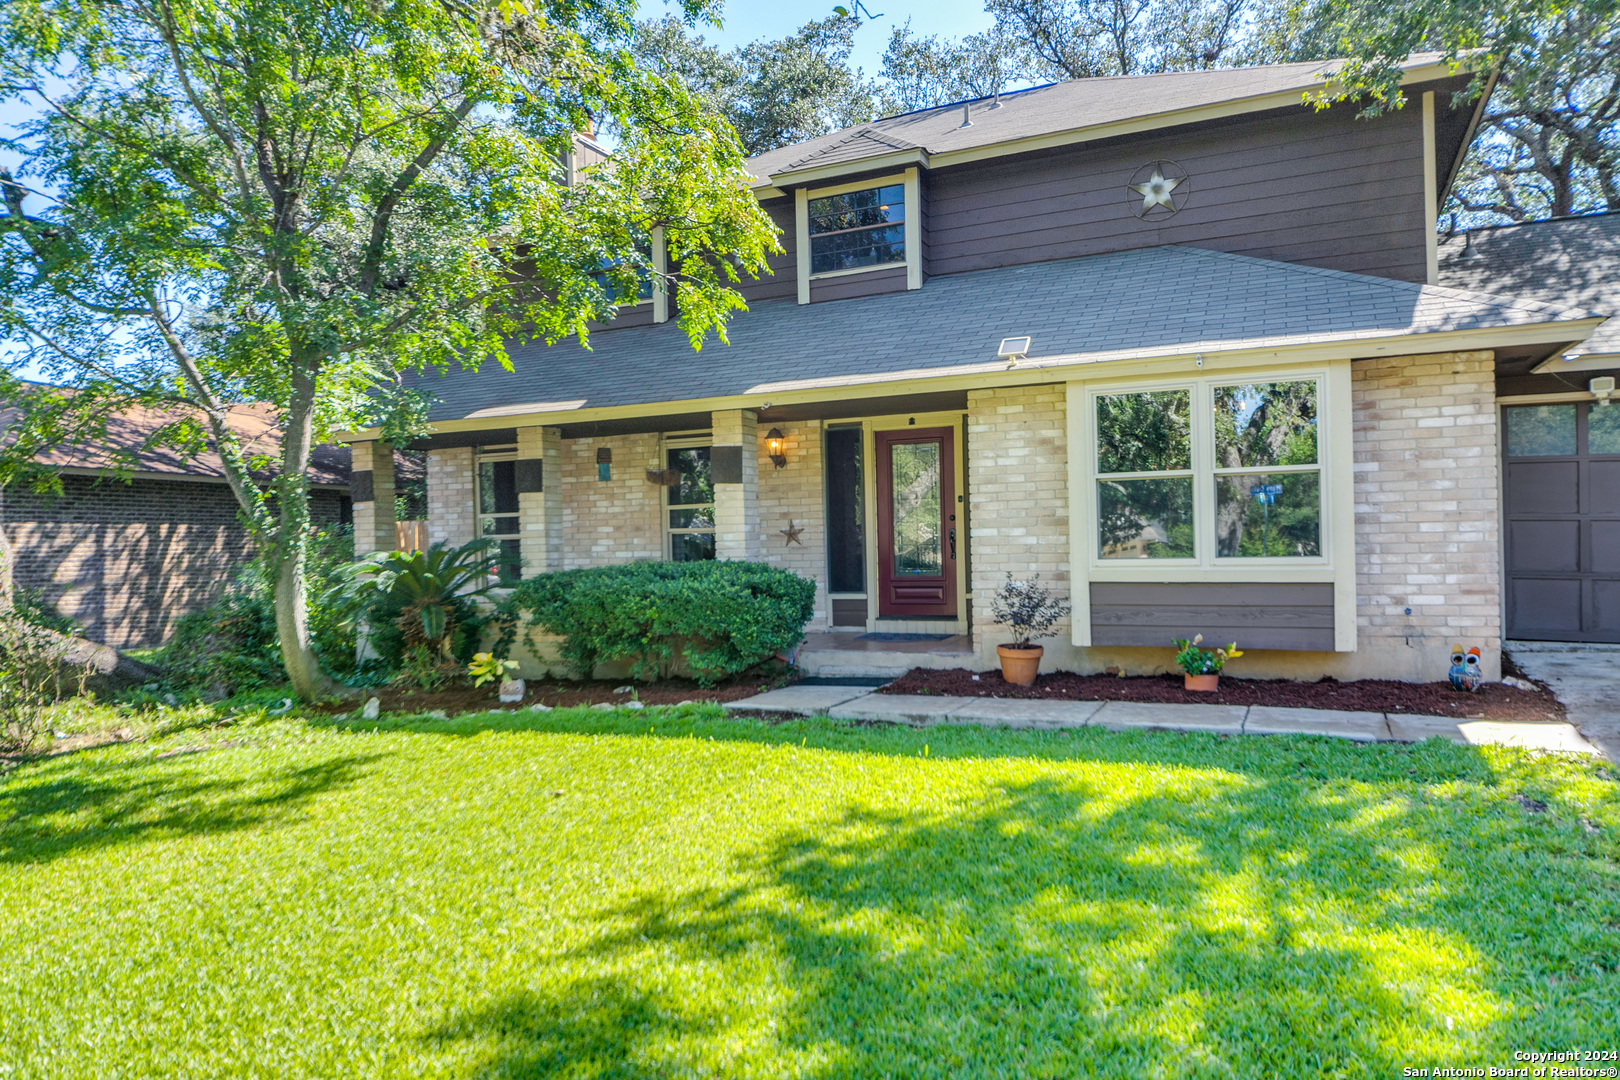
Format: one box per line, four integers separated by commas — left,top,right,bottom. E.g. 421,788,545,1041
1093,377,1323,563
475,446,522,583
808,183,905,275
666,446,715,562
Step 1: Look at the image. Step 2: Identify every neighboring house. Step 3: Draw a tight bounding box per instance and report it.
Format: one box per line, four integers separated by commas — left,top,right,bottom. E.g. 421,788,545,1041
345,56,1612,681
1438,211,1620,644
0,400,352,648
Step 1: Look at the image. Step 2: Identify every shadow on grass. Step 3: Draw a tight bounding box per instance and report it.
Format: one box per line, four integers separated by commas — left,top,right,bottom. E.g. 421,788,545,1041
420,716,1618,1078
0,751,382,865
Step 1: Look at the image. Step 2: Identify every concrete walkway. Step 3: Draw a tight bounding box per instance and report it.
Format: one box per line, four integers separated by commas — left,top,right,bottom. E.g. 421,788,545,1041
1508,641,1620,760
727,685,1598,754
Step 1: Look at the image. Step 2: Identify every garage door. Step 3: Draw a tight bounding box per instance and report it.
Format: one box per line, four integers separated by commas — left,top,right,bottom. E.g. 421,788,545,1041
1504,402,1620,642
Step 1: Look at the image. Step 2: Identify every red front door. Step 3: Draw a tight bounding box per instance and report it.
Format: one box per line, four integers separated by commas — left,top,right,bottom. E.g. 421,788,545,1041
875,428,957,618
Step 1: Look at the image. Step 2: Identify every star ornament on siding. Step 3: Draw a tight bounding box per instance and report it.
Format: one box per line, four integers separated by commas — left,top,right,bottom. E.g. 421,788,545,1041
1131,170,1180,213
1125,160,1189,219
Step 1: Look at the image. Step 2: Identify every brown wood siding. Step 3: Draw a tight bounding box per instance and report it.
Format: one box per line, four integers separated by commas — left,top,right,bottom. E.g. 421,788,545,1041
736,198,798,304
810,264,909,303
832,597,869,627
927,105,1429,283
1090,581,1336,651
586,302,655,334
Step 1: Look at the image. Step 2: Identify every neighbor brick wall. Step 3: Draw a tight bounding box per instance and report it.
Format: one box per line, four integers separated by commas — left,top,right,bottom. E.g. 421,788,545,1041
1,475,347,648
1353,350,1501,674
966,384,1071,654
559,432,663,568
756,419,828,623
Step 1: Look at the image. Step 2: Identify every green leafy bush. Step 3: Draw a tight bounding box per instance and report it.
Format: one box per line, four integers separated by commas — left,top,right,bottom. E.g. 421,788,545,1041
504,561,815,686
0,609,91,749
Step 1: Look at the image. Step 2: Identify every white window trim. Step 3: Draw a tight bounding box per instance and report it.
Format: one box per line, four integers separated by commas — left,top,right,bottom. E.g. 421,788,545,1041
796,168,921,304
1066,362,1356,651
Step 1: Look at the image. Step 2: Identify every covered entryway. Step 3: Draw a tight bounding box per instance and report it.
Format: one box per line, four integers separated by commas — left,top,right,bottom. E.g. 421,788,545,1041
1503,402,1620,642
875,427,958,618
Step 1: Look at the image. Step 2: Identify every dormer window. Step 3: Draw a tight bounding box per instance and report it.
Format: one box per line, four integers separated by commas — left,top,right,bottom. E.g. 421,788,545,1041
807,183,906,274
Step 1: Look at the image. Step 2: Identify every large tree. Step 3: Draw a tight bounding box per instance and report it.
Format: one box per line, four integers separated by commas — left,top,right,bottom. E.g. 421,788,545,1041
0,0,777,700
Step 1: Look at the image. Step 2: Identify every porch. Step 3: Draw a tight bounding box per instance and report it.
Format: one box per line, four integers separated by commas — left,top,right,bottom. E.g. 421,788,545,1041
795,631,980,678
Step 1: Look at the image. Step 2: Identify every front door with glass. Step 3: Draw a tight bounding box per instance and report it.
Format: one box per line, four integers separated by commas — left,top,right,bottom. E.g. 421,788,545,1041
874,428,957,618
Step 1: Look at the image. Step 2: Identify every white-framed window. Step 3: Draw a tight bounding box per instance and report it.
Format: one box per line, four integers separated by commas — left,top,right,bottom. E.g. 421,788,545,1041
663,433,715,562
807,182,907,275
1090,375,1324,566
475,445,523,583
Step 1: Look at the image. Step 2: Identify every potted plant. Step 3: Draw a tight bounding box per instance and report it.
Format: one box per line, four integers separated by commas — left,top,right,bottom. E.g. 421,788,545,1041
1172,635,1242,692
990,573,1071,686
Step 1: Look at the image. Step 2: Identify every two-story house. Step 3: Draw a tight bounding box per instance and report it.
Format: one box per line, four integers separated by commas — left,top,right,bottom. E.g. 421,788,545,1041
343,55,1610,683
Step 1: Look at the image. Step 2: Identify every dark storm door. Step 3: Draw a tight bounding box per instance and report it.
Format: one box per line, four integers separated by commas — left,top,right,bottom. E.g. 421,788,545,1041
875,428,957,618
1503,402,1620,642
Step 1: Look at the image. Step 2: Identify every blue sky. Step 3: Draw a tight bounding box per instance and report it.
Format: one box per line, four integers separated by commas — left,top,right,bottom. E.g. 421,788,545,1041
1,1,994,381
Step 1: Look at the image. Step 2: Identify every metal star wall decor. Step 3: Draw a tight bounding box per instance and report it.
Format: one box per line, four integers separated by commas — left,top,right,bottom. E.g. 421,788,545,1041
1126,159,1190,220
779,520,804,546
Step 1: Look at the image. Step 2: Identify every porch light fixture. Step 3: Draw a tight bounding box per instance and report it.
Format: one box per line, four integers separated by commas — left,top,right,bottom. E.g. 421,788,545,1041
596,446,612,480
1593,376,1616,406
998,336,1031,366
766,428,788,469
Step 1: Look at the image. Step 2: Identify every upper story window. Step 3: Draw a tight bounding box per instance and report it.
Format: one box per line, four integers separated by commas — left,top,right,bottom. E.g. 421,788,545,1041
1093,377,1323,563
808,183,906,275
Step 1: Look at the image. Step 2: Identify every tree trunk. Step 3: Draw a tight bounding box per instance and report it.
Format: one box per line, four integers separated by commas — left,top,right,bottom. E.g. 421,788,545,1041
272,529,349,701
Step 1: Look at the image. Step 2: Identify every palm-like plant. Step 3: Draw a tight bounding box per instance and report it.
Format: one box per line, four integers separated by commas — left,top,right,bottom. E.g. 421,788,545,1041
338,540,506,664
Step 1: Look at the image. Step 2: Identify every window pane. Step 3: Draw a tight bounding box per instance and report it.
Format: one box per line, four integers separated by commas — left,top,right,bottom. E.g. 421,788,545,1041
825,426,865,593
1588,405,1620,454
669,507,716,530
671,532,716,562
667,447,713,506
495,538,522,584
808,185,905,235
890,442,941,576
1096,390,1191,473
1506,405,1576,456
1215,472,1321,557
478,459,519,514
482,515,519,536
809,224,906,274
1214,381,1318,468
1098,477,1194,558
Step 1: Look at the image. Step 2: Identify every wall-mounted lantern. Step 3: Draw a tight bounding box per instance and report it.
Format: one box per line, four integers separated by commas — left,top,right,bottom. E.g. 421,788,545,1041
596,446,612,481
766,428,787,469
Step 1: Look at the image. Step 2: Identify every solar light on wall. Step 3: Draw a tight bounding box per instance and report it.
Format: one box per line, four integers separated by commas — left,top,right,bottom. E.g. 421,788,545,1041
766,428,788,469
997,336,1031,367
596,446,611,480
1593,376,1616,406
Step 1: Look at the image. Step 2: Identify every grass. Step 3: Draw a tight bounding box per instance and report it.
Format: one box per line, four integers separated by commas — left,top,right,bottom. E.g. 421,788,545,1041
1,701,1617,1079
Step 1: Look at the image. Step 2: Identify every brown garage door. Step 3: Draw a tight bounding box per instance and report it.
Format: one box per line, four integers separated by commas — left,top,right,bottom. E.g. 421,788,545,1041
1504,402,1620,642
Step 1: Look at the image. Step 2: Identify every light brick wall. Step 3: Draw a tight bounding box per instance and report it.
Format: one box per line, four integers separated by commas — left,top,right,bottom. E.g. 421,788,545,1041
966,384,1071,662
559,432,663,568
426,447,476,547
517,426,563,575
1352,350,1501,677
712,409,760,560
755,419,827,623
351,440,395,557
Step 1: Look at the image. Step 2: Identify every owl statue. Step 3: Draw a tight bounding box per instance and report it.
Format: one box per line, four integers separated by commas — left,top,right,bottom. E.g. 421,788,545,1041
1448,645,1483,692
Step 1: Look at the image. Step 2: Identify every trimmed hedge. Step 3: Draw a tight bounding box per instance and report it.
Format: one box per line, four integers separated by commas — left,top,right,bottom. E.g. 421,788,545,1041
502,561,816,686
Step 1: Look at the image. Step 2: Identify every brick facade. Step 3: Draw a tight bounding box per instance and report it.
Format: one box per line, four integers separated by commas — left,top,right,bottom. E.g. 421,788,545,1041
558,432,663,568
1351,350,1502,679
426,447,476,548
756,419,828,624
1,474,347,648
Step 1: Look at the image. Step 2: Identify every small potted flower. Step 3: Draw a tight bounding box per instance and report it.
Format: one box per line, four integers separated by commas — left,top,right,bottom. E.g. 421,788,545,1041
1172,635,1242,692
991,573,1071,686
469,652,523,702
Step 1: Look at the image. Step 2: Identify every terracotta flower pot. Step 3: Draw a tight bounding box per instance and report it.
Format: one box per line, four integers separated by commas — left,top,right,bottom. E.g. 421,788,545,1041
997,645,1043,687
1184,673,1219,692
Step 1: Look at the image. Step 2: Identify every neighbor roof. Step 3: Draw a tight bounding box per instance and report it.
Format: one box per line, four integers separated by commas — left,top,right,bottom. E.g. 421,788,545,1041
1438,211,1620,360
745,55,1454,189
2,393,352,487
413,245,1593,422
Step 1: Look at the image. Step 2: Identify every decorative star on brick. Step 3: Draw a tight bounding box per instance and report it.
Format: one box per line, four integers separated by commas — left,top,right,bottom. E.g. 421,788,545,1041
779,520,804,546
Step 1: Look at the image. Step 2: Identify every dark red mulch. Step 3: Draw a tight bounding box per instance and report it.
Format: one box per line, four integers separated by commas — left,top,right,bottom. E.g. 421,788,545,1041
310,671,792,717
880,667,1566,723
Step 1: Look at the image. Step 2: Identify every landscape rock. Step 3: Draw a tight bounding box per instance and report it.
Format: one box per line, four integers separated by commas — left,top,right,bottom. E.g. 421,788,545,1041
425,710,448,720
612,685,634,694
361,697,381,720
592,702,615,711
528,703,552,713
624,700,644,710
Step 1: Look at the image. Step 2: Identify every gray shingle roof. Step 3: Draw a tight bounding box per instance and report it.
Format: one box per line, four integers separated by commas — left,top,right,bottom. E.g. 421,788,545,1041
745,55,1448,187
1438,211,1620,358
412,245,1590,422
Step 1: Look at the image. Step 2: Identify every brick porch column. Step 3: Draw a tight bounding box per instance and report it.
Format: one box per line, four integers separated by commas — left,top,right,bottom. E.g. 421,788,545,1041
516,425,563,576
350,440,396,557
711,409,759,560
427,447,476,547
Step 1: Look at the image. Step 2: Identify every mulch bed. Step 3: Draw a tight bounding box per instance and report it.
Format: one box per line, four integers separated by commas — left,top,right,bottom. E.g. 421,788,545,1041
880,667,1567,724
308,670,791,718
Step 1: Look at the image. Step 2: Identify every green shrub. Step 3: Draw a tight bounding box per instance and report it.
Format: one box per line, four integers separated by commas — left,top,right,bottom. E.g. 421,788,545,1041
0,608,91,749
503,561,815,687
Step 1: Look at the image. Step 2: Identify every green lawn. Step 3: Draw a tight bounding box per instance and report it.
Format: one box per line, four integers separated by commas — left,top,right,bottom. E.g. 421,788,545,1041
2,704,1617,1079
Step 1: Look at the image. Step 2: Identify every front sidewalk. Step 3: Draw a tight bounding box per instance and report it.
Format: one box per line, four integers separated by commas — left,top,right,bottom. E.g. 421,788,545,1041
727,686,1599,754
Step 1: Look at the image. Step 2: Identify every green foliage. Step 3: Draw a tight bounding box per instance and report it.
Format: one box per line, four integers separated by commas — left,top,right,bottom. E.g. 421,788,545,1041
1173,635,1244,674
468,651,519,689
340,539,504,677
0,609,90,749
10,588,76,636
989,573,1071,649
504,561,815,686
